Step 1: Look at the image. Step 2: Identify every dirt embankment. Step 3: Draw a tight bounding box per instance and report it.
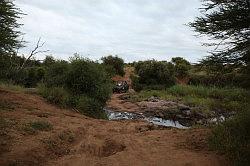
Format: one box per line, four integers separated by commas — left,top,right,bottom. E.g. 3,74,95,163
0,87,229,166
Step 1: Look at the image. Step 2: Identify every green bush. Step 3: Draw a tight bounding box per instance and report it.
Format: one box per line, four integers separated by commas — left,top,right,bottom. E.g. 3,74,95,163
189,73,243,88
38,85,70,106
0,54,45,87
66,58,112,105
43,60,69,87
40,57,112,119
132,60,175,91
76,95,107,119
171,57,191,78
101,55,125,76
209,110,250,165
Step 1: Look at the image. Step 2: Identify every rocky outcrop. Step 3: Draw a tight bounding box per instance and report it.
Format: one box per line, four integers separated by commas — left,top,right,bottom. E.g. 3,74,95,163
137,96,227,126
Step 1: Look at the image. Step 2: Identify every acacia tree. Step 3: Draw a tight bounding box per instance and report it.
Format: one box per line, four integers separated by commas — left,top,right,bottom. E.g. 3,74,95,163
190,0,250,64
0,0,24,55
189,0,250,87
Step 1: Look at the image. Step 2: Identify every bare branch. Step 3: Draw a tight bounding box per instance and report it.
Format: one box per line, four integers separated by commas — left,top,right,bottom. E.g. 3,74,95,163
20,37,49,69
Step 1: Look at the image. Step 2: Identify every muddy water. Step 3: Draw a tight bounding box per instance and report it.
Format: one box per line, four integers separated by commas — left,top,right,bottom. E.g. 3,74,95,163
104,108,189,129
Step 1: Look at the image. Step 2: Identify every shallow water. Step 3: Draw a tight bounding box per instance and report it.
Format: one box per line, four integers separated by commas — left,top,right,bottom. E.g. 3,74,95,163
104,108,189,129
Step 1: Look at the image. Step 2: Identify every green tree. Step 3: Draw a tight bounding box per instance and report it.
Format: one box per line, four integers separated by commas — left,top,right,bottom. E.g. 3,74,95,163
171,57,191,78
189,0,250,64
43,55,55,66
132,60,175,91
66,57,112,104
189,0,250,87
0,0,24,55
101,55,125,76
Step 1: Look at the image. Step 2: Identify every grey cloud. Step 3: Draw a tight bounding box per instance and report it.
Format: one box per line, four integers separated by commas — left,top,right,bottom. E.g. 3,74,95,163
16,0,211,62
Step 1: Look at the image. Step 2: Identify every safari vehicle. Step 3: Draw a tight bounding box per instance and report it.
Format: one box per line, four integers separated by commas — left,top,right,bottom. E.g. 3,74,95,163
113,81,129,93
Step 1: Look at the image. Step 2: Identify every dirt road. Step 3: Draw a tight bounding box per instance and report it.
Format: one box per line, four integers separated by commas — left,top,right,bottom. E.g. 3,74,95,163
0,87,228,166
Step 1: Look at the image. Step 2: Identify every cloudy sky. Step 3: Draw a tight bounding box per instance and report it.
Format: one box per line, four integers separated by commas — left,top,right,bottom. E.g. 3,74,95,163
16,0,211,62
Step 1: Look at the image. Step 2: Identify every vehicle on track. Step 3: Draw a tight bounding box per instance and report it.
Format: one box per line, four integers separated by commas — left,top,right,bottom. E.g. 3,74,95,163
113,81,129,93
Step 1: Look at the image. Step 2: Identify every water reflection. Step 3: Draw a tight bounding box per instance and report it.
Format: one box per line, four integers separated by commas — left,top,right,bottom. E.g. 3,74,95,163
104,108,189,129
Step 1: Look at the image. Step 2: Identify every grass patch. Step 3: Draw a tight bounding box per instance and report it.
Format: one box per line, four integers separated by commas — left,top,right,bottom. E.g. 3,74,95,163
0,82,24,92
129,85,248,114
23,120,53,134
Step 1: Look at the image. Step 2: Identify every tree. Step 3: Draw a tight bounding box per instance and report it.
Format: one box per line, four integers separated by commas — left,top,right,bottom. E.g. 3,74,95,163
189,0,250,88
101,55,125,76
43,55,56,66
0,0,24,55
171,57,191,78
190,0,250,64
132,60,175,91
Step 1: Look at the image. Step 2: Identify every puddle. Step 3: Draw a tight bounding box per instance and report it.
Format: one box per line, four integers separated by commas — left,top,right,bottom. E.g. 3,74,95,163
104,108,189,129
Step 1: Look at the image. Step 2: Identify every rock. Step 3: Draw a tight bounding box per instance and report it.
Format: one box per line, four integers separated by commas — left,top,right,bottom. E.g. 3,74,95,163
119,94,130,100
209,118,218,124
147,96,160,102
178,104,190,111
218,115,225,122
182,110,191,116
158,112,165,118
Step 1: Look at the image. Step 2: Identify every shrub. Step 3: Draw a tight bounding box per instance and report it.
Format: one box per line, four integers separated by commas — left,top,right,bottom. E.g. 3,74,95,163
76,95,107,119
101,55,125,76
66,58,112,105
38,84,70,107
44,60,69,87
171,57,191,78
40,57,112,119
132,60,175,91
189,73,243,88
209,110,250,165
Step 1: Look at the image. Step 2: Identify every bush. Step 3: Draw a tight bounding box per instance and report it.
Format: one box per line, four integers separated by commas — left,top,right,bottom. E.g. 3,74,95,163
43,60,69,87
189,73,243,88
38,85,70,106
76,95,107,119
0,54,45,87
66,58,112,105
40,57,112,119
132,60,175,91
209,110,250,165
101,55,125,76
171,57,191,78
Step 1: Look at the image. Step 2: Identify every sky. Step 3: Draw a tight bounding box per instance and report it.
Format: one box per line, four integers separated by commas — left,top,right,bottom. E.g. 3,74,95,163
15,0,211,63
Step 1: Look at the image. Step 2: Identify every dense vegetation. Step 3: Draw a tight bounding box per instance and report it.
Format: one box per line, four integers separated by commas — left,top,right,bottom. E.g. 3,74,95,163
189,0,250,89
101,55,125,76
189,0,250,164
131,60,175,91
209,109,250,166
0,0,249,164
38,56,113,119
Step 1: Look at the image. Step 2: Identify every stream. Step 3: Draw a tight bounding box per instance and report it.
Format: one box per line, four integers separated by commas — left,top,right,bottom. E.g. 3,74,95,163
104,108,189,129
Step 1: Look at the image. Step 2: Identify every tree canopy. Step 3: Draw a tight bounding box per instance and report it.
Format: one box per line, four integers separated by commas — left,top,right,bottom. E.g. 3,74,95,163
189,0,250,65
101,55,125,76
0,0,24,55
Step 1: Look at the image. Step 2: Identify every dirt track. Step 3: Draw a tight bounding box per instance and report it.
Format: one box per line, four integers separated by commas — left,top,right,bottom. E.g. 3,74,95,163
0,87,228,166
